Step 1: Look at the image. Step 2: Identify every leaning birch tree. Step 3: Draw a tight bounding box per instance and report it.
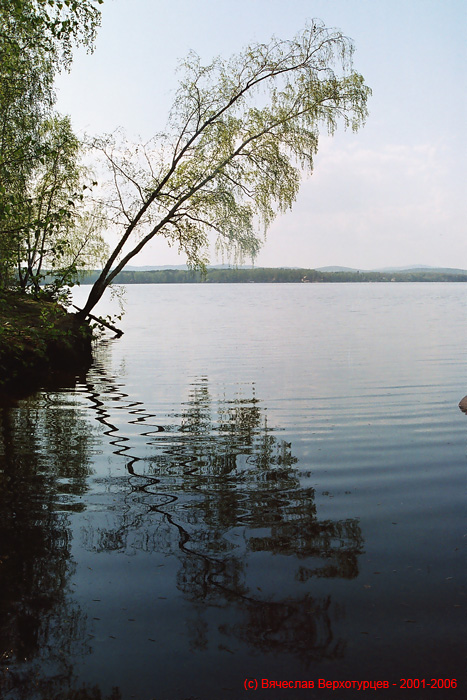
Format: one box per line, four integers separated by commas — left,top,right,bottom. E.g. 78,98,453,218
78,21,371,318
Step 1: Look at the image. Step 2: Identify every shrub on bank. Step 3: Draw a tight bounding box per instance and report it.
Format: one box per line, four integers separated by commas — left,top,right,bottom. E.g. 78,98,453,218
0,292,92,391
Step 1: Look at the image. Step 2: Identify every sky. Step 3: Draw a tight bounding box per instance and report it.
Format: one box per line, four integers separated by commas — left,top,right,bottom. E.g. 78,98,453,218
55,0,467,270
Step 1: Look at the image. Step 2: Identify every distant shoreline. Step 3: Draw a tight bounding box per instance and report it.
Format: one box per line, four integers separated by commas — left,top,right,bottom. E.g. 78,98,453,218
72,268,467,285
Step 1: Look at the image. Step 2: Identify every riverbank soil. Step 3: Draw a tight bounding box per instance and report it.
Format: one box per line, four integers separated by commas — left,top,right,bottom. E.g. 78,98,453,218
0,291,92,393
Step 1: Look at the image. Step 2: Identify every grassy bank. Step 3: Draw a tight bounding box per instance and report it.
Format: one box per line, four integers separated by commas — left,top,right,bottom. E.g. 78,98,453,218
0,291,93,393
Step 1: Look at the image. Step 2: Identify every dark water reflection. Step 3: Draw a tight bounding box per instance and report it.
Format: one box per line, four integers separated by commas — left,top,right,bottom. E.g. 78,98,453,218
0,393,120,699
1,366,364,699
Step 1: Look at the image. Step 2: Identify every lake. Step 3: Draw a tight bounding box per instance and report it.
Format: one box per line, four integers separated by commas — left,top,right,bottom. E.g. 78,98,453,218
0,283,465,699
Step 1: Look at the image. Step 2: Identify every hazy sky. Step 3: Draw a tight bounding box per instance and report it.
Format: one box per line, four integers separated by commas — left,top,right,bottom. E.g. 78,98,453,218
55,0,466,269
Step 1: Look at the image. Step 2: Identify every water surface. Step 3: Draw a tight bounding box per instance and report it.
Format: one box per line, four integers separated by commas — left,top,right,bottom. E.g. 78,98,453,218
1,283,465,699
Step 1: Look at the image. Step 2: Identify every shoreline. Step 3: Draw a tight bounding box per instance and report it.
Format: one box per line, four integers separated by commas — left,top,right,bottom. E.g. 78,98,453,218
0,292,93,397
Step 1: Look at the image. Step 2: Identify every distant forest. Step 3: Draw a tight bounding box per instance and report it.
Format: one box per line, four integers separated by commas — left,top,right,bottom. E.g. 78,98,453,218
75,268,467,284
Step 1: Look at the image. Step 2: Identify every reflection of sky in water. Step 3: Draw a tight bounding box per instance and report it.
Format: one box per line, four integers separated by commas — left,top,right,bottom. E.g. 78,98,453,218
0,283,465,699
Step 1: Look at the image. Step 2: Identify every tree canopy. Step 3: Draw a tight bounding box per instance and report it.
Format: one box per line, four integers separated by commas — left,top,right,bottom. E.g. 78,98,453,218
78,21,371,317
0,0,104,292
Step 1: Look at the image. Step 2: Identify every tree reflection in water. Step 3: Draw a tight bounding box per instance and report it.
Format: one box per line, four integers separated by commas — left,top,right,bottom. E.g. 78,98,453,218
0,392,120,700
82,371,365,665
0,367,365,696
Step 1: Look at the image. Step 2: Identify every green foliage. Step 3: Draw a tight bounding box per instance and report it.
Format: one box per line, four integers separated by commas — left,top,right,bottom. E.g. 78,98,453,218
0,0,103,69
76,267,467,285
17,115,108,295
0,0,104,295
81,21,371,317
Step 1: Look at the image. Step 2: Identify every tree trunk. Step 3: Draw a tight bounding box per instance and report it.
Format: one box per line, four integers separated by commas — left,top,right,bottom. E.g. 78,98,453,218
75,274,108,319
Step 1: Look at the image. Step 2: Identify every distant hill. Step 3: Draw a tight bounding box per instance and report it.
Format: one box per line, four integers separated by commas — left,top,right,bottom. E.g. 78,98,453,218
316,266,359,272
373,265,467,275
316,265,467,276
124,264,189,271
123,264,467,276
123,263,255,271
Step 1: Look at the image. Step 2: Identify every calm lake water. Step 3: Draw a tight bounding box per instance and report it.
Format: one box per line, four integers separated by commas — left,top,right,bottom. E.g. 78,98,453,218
1,283,466,699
